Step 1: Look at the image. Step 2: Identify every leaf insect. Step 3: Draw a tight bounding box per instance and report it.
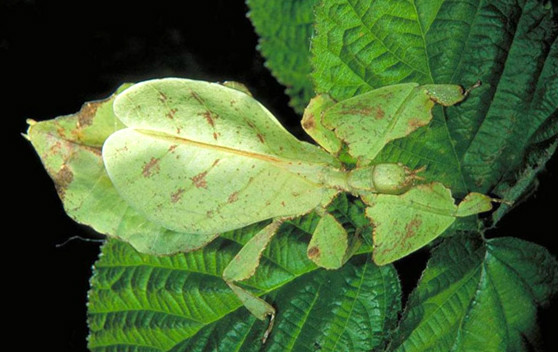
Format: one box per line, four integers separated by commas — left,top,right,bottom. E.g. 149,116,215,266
102,78,493,342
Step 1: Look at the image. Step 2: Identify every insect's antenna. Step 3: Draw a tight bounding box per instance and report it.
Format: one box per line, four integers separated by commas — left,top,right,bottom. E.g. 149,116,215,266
55,235,105,248
464,80,482,97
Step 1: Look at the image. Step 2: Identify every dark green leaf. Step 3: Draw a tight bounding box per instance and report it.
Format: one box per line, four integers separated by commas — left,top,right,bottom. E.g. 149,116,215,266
247,0,318,113
88,235,400,351
388,234,558,351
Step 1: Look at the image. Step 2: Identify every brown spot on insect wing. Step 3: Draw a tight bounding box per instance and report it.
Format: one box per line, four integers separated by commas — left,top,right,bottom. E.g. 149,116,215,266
168,144,178,153
407,118,426,131
142,157,161,177
166,108,177,119
55,122,67,138
302,114,316,130
307,246,320,259
340,103,373,116
171,188,185,203
54,165,74,200
227,192,239,203
77,102,99,128
201,111,216,127
403,218,422,240
191,171,208,189
374,106,385,119
190,91,204,104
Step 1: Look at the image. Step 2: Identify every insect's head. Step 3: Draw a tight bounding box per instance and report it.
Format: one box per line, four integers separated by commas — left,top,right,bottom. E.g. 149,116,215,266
370,163,424,195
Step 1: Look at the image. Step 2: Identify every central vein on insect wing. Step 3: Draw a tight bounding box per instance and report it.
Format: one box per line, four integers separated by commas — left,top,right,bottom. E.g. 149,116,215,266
133,128,346,187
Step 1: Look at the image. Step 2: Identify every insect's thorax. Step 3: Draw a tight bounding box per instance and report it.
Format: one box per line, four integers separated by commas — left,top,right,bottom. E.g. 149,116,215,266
347,163,418,195
278,160,418,197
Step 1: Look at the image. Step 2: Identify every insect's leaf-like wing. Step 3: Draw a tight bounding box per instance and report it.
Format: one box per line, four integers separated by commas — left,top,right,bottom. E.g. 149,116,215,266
104,79,340,234
112,78,337,166
26,85,217,255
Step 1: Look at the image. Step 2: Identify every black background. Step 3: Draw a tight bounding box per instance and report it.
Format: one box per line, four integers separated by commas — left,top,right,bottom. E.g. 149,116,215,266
4,0,556,350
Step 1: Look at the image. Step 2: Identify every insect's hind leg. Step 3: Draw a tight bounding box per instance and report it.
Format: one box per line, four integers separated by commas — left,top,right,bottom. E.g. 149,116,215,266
222,218,285,343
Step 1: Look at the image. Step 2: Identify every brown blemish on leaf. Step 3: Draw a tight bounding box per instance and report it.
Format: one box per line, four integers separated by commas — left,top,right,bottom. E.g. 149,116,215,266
213,132,219,140
308,246,320,258
159,92,168,103
171,188,185,203
230,100,237,106
281,201,286,207
206,210,214,218
54,165,74,200
228,192,239,203
166,108,177,119
77,102,98,128
142,157,161,177
212,159,220,167
191,171,208,189
257,133,265,144
374,106,385,119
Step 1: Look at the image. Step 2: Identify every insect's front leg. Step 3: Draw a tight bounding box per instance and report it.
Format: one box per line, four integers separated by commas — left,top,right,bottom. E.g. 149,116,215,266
306,208,353,270
222,218,284,343
301,94,342,153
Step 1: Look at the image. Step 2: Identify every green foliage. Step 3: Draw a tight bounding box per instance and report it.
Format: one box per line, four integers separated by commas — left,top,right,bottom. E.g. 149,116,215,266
389,235,558,351
247,0,318,113
88,223,401,351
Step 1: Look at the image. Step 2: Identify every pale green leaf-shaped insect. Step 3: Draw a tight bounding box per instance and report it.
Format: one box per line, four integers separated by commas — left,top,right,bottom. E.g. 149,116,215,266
102,78,493,342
